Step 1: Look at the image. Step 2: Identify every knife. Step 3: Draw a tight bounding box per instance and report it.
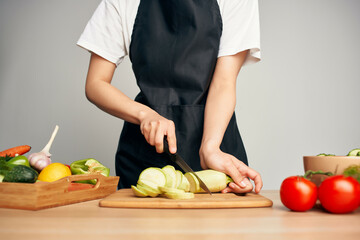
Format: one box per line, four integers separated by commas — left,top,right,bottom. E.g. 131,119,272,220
163,137,212,195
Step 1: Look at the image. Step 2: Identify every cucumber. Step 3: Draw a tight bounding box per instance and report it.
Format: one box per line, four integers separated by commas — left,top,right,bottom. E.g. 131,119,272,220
3,165,38,183
347,148,360,156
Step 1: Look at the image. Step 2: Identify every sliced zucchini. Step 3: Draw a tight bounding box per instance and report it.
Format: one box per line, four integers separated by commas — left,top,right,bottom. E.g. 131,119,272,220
139,167,167,187
158,186,185,194
131,185,148,197
162,165,177,188
164,192,194,200
184,172,201,193
137,179,161,197
175,170,183,188
177,171,190,192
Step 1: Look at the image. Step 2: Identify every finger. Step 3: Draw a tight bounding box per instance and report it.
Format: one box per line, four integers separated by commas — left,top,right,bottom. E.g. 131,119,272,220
239,167,263,193
228,180,253,193
221,182,252,194
154,125,165,153
148,121,158,146
221,186,232,193
166,120,177,153
232,159,262,192
222,160,246,189
140,123,150,142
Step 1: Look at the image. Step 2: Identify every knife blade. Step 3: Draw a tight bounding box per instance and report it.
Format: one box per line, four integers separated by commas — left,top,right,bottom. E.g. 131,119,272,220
163,137,212,195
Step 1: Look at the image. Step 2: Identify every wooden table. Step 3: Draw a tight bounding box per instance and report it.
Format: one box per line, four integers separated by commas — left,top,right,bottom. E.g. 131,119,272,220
0,190,358,240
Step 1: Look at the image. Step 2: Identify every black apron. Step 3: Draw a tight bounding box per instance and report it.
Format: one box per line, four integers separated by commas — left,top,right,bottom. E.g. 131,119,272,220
115,0,248,189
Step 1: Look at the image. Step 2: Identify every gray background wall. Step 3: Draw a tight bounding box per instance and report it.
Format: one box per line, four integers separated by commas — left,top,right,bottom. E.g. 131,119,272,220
0,0,359,190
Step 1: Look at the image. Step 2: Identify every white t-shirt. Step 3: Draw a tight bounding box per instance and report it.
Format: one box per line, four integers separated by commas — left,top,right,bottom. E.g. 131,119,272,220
77,0,261,66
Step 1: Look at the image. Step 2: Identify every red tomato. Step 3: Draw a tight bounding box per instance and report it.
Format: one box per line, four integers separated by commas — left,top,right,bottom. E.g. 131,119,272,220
280,176,317,212
318,175,360,214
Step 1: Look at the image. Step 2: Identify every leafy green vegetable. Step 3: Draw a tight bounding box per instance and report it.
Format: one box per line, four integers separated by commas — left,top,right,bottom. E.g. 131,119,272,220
347,148,360,156
316,153,335,156
343,165,360,184
0,155,13,162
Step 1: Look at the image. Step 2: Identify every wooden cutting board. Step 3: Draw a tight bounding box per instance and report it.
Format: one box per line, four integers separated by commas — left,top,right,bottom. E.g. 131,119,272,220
99,189,273,209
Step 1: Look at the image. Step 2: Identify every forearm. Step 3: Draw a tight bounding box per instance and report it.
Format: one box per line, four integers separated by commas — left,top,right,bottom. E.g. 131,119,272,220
85,53,156,125
201,79,236,150
201,50,248,151
85,80,154,125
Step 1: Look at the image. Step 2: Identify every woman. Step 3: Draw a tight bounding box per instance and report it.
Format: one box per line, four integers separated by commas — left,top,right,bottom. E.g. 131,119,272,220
77,0,263,193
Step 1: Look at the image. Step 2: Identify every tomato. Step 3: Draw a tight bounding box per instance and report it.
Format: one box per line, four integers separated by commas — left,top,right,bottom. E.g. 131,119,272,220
318,175,360,214
280,176,317,211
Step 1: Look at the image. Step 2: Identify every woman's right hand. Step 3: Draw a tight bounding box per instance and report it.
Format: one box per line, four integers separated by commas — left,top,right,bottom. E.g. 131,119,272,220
139,111,177,154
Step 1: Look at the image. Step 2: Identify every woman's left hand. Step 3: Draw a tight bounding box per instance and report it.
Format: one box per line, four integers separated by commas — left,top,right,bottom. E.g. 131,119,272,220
199,146,263,194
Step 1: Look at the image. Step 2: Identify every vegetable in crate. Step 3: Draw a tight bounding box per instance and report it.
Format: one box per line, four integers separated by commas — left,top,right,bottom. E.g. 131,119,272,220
28,125,59,171
0,157,37,183
0,145,31,157
7,155,31,168
0,158,38,183
2,165,38,183
70,158,110,184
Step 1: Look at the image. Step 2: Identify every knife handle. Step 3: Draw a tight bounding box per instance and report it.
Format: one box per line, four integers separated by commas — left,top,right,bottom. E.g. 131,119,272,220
163,136,171,155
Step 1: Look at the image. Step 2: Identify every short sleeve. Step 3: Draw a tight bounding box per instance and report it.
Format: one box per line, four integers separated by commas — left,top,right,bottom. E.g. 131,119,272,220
218,0,261,65
77,0,126,66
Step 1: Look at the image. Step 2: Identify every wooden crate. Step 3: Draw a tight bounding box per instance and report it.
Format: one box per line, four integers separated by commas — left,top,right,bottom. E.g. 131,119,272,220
0,174,119,210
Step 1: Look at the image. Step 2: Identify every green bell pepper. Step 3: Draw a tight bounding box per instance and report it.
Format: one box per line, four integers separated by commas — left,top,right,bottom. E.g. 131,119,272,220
7,155,31,168
70,158,110,185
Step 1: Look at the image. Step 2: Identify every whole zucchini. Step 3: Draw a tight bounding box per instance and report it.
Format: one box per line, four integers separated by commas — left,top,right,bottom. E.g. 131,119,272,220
3,165,38,183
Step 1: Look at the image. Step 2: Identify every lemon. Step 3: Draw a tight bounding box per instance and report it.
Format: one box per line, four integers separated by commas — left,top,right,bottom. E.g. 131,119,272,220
38,163,72,182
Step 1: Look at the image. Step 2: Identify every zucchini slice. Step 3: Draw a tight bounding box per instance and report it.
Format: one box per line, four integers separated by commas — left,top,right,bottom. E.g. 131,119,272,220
137,179,161,197
131,185,148,197
158,186,185,194
139,167,167,187
162,165,177,188
164,192,194,200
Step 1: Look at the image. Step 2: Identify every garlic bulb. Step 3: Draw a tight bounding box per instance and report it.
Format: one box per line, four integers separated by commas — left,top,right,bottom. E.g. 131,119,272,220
29,125,59,171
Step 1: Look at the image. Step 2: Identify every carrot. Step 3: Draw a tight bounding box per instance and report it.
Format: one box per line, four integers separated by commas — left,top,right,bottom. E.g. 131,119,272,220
0,145,31,157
